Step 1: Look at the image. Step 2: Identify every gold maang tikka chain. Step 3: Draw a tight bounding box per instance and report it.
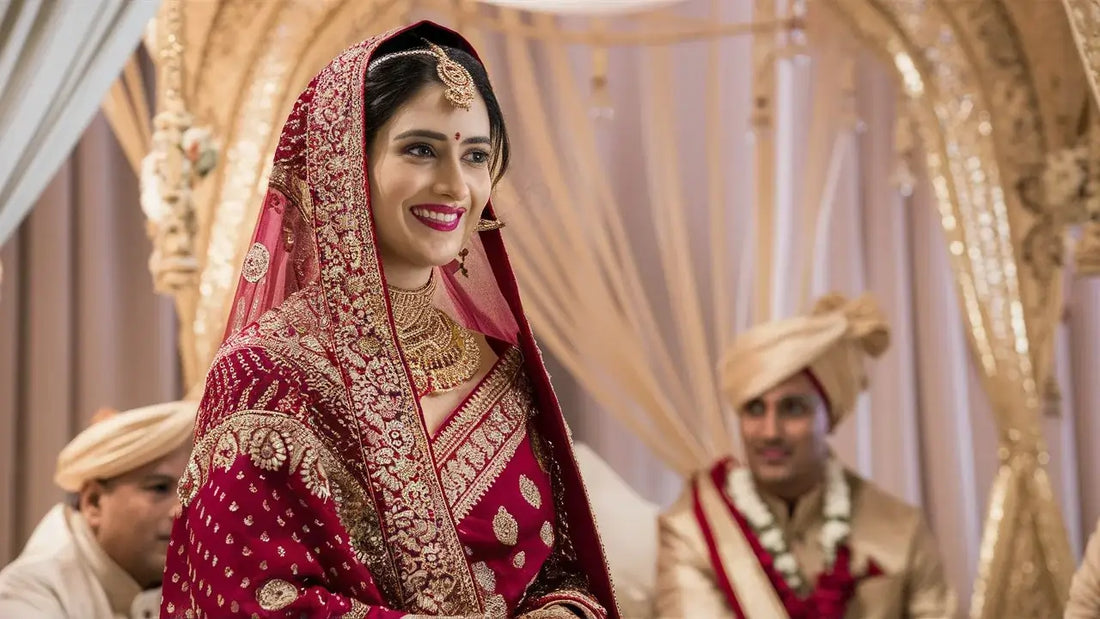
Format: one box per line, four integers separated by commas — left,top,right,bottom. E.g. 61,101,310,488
388,272,481,397
367,41,476,110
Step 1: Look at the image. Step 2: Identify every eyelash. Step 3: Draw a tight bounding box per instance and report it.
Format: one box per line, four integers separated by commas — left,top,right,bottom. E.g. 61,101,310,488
404,143,491,165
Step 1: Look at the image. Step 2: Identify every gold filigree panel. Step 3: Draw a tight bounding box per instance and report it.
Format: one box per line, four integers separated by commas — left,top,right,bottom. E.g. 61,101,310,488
823,1,1073,617
1063,0,1100,115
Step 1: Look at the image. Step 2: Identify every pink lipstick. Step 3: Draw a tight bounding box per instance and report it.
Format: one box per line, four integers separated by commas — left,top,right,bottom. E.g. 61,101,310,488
410,203,465,232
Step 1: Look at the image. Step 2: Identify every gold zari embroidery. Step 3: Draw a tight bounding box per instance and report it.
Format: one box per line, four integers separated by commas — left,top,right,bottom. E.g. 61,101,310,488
242,242,270,283
257,578,298,610
520,474,542,509
493,506,519,546
540,521,554,548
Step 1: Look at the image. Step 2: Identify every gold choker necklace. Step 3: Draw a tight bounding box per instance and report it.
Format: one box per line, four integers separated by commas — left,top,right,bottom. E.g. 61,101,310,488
388,273,481,397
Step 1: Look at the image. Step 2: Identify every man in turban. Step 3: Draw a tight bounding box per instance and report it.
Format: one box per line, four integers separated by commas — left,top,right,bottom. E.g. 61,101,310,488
0,400,196,618
655,294,955,618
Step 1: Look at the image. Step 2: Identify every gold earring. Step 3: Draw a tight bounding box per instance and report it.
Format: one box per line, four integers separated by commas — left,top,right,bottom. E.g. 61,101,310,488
458,248,470,278
476,218,505,233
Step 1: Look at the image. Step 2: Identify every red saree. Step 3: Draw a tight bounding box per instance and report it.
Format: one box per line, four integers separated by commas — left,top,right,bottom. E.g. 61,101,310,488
161,21,616,619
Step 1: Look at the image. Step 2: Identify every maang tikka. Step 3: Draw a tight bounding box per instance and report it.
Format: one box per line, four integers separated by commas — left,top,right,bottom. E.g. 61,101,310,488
367,41,476,110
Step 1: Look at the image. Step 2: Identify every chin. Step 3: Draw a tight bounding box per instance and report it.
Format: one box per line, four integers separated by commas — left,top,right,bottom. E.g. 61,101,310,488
751,464,794,485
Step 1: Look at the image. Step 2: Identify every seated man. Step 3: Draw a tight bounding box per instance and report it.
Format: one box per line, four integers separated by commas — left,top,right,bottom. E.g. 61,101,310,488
0,401,195,618
656,294,955,618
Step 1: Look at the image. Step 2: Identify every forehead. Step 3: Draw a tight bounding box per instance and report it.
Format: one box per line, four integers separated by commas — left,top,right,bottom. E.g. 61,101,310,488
380,82,489,135
111,445,190,482
756,371,820,401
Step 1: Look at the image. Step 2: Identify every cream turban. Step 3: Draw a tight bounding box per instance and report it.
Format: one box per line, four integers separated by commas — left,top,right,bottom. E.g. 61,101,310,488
54,400,197,492
718,293,890,430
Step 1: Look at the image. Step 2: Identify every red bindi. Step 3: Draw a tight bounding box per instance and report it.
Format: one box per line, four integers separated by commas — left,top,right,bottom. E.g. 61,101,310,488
454,132,461,141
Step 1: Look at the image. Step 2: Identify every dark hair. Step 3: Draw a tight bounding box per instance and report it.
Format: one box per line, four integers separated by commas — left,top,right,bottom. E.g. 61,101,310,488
364,43,510,185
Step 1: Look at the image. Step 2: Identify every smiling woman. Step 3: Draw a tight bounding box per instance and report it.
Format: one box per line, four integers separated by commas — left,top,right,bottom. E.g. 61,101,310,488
160,20,617,619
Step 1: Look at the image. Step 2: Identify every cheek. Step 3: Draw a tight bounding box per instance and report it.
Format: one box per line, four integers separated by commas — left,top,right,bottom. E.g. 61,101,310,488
786,419,819,447
737,417,754,440
468,173,492,212
370,160,420,214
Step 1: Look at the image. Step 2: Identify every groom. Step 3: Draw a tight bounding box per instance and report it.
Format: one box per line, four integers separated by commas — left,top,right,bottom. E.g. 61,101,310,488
656,293,955,618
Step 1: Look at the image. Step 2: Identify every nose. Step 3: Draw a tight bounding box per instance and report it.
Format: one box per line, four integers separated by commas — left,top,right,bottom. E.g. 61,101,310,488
760,408,781,439
432,155,470,203
169,494,183,519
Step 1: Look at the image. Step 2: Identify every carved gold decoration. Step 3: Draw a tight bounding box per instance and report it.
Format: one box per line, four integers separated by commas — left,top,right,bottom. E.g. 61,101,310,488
1063,0,1100,118
823,1,1083,616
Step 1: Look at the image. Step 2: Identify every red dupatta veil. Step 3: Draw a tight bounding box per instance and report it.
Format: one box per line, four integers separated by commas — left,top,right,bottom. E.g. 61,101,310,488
178,20,617,617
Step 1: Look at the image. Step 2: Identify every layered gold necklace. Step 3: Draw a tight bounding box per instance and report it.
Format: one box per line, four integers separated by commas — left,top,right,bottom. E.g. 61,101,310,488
387,272,481,397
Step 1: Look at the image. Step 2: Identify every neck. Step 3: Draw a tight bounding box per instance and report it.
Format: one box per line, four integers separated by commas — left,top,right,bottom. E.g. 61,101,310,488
756,470,823,504
383,263,433,291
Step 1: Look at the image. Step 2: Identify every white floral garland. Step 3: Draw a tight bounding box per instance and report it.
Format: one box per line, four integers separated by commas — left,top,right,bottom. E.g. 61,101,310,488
726,458,851,592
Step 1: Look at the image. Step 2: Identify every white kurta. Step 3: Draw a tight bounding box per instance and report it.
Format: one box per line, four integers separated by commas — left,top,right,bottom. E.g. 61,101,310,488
0,504,161,619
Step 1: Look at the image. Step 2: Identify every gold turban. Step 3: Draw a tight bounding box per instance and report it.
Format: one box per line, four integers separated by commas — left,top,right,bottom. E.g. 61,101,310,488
718,293,890,429
54,400,197,492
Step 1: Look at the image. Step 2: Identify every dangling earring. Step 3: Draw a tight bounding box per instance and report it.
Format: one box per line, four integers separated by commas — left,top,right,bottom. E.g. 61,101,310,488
458,248,470,278
476,218,505,232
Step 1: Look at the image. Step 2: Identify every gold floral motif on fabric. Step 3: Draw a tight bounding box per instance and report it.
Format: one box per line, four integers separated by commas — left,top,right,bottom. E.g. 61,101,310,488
540,522,554,548
520,475,542,509
486,593,508,617
242,242,271,283
342,600,369,619
177,410,391,588
472,561,496,592
493,506,519,546
512,551,526,569
257,578,298,610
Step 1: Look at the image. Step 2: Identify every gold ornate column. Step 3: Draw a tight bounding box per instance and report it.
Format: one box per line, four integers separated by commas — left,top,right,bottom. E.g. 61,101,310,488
1062,0,1100,275
825,1,1078,616
146,0,203,388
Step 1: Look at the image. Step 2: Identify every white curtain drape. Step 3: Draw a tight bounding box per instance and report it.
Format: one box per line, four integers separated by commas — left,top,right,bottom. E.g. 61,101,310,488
0,0,161,244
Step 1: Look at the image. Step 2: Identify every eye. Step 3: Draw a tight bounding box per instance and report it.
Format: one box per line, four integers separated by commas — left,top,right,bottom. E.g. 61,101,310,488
779,398,809,417
463,149,491,165
404,143,435,158
742,400,766,417
147,482,173,495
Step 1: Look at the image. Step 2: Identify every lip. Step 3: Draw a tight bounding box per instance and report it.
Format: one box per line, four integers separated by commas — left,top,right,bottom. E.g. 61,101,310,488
410,203,465,232
756,447,790,462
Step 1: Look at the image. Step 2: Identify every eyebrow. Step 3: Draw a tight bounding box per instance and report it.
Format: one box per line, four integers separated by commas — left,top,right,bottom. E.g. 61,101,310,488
393,129,490,145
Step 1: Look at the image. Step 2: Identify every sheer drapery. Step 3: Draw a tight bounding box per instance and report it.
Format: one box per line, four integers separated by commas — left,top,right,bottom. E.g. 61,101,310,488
483,3,760,476
0,0,162,243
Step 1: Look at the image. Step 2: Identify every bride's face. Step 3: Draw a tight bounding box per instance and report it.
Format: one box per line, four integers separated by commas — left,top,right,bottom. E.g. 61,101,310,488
368,81,493,285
